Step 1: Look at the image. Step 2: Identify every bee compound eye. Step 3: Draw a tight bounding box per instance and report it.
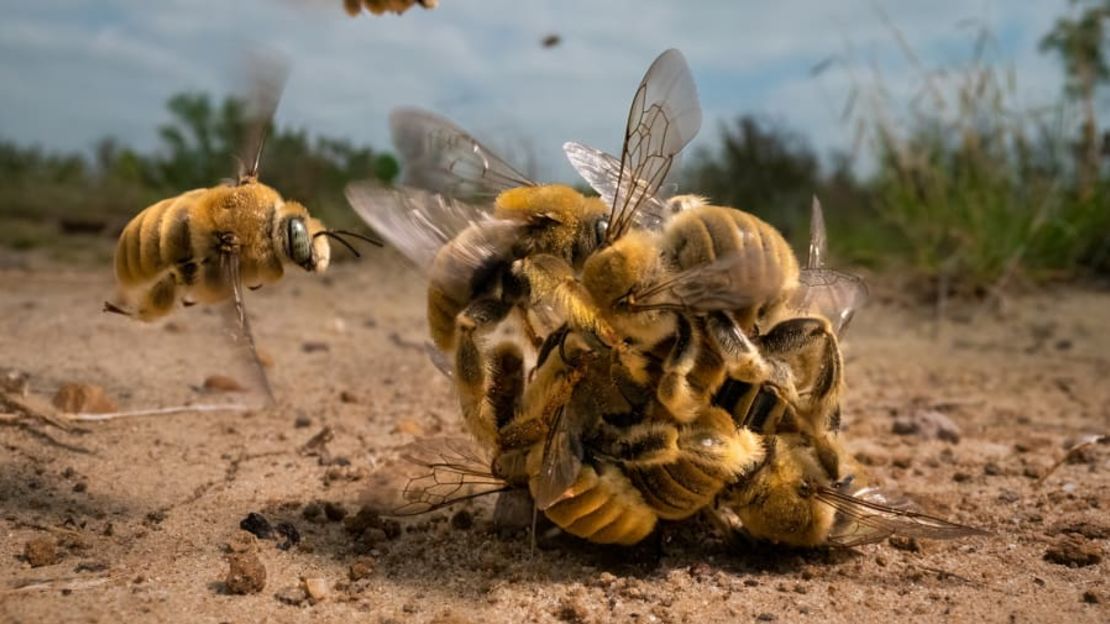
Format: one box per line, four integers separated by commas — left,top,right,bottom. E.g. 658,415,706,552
594,219,609,245
286,218,312,267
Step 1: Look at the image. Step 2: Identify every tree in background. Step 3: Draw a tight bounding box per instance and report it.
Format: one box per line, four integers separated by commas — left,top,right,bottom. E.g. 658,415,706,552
1040,0,1110,197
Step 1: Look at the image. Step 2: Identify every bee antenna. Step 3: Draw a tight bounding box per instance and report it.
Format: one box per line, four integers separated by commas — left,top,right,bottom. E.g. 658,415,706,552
330,229,383,248
245,125,270,183
314,231,361,258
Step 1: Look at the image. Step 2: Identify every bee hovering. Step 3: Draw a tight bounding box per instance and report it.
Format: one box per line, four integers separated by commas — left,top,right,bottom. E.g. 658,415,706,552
347,48,701,448
107,59,379,402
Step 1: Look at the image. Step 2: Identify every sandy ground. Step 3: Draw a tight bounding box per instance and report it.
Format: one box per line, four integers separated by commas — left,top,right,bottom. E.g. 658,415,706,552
0,251,1107,623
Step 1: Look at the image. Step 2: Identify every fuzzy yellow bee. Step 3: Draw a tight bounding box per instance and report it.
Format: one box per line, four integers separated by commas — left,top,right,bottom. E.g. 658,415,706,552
348,48,701,448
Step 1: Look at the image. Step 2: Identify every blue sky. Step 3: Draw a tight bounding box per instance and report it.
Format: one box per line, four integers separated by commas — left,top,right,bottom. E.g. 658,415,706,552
0,0,1076,182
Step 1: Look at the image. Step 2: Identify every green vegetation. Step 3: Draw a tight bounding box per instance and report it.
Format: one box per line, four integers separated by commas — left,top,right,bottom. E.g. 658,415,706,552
686,3,1110,295
0,91,396,258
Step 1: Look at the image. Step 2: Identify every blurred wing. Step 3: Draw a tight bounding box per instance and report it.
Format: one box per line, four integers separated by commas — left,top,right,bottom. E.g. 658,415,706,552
607,48,702,241
237,53,290,181
346,181,520,273
393,437,512,516
563,141,669,230
533,406,585,511
818,486,988,547
807,195,828,269
216,252,275,405
390,107,535,200
792,269,869,335
627,251,786,313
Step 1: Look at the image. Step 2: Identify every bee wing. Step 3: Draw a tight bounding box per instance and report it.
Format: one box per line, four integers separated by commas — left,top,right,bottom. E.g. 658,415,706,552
346,181,521,273
792,269,869,336
237,53,290,181
627,250,786,314
606,48,702,241
533,405,586,511
390,107,536,200
392,437,512,516
817,486,988,547
215,252,275,405
563,141,670,230
791,197,868,335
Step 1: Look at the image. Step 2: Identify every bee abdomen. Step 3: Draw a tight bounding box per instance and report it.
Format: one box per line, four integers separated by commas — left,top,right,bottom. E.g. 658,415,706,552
627,459,722,520
115,191,200,288
542,464,656,545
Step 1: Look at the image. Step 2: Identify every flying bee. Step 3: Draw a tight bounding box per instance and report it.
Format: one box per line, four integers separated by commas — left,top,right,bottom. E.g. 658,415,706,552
342,0,438,16
347,48,701,448
107,60,379,399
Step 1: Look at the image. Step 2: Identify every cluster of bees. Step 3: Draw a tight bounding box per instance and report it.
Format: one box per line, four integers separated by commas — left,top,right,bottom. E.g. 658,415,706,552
108,50,984,550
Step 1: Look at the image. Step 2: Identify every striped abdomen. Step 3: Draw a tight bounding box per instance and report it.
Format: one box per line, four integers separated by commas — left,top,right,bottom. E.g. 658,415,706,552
539,462,657,545
114,189,208,289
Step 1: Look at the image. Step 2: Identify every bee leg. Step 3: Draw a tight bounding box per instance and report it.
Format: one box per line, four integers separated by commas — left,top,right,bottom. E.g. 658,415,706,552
756,317,842,435
135,274,178,321
513,254,622,351
514,304,545,349
103,301,132,316
705,312,801,408
455,299,518,449
656,315,711,424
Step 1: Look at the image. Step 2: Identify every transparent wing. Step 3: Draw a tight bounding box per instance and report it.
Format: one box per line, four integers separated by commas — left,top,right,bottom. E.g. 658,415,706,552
237,53,290,181
390,107,535,200
533,405,585,511
625,250,787,314
345,181,520,273
606,48,702,241
791,196,868,335
563,141,670,230
216,252,275,405
818,486,988,547
792,269,869,335
392,437,512,516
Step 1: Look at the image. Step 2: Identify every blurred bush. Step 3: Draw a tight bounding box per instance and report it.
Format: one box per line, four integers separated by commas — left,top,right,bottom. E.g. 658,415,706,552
0,91,396,256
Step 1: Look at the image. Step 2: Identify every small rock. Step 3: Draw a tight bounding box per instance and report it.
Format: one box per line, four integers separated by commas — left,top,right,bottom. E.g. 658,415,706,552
0,367,31,396
393,419,425,436
275,585,308,605
302,502,325,523
1044,536,1103,567
451,509,474,531
293,414,312,428
73,560,110,573
1082,590,1101,604
998,489,1020,504
303,577,329,603
256,349,274,368
889,536,921,552
757,613,777,622
892,409,960,443
52,383,117,414
73,482,88,493
952,472,972,483
349,558,375,581
24,536,60,567
983,462,1002,476
225,552,266,594
323,502,347,522
275,522,301,550
339,390,359,404
301,341,329,353
240,512,274,540
203,375,245,393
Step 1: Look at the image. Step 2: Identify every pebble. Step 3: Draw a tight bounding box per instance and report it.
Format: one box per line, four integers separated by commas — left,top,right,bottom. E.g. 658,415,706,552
24,536,60,567
225,552,266,594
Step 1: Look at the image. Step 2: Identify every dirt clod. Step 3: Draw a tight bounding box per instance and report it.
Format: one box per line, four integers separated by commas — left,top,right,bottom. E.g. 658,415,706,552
757,613,777,622
301,341,329,353
202,374,244,392
275,585,308,605
24,536,60,567
52,382,116,413
1044,535,1103,567
324,501,348,522
225,531,257,554
0,367,31,395
555,598,589,623
451,509,474,530
892,409,960,443
302,502,324,523
339,390,359,404
1082,590,1101,604
225,552,266,594
240,512,274,540
1046,520,1110,540
349,558,375,581
275,522,301,550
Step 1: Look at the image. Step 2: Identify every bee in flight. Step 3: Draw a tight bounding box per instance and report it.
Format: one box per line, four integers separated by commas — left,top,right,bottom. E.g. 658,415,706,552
342,0,438,16
107,60,378,401
347,48,701,448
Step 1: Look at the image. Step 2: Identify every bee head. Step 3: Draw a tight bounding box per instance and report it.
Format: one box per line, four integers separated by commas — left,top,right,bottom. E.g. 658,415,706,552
494,185,609,263
277,203,331,272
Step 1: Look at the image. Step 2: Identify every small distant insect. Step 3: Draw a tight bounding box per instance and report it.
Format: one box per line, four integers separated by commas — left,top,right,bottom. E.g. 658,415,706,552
342,0,438,17
107,60,379,399
541,34,562,49
348,48,701,448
